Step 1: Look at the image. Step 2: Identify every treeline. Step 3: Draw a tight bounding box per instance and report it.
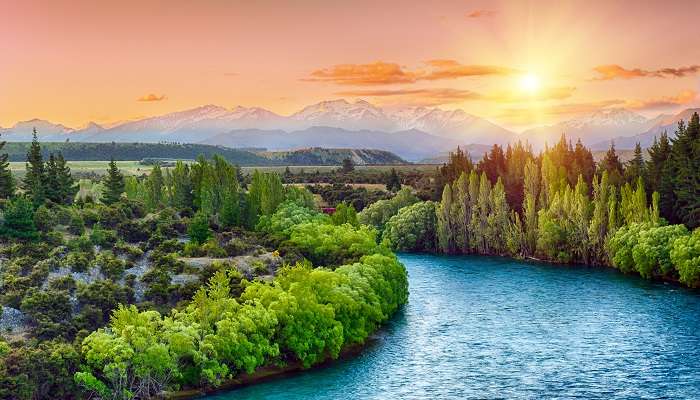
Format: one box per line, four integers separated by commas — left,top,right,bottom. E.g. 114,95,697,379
1,141,275,165
379,113,700,287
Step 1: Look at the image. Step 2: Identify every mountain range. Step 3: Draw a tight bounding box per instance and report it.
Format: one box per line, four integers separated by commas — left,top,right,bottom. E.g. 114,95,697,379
1,99,697,160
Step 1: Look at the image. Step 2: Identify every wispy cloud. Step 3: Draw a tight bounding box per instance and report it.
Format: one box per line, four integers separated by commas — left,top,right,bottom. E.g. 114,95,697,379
137,93,166,102
624,90,697,110
305,60,517,86
223,72,239,77
337,85,574,106
336,88,480,105
466,10,497,18
593,64,700,80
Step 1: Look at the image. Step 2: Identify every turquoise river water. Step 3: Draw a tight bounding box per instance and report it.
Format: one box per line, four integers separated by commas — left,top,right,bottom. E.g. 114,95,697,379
209,254,700,399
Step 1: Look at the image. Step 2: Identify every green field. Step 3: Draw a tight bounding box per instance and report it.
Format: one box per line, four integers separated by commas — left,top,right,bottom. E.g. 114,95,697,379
9,161,438,176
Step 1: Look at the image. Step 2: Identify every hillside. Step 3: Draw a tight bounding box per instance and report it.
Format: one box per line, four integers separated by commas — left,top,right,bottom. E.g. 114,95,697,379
0,142,407,166
257,147,406,165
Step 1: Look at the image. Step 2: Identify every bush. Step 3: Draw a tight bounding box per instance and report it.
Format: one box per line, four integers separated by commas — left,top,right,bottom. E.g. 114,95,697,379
670,228,700,287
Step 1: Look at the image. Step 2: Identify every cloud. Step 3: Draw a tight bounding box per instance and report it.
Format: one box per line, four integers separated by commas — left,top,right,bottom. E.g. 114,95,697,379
593,64,700,80
305,60,516,86
223,72,239,77
336,88,481,106
137,93,166,102
305,62,419,85
624,90,697,110
466,10,497,18
487,86,576,103
422,60,518,80
338,85,574,106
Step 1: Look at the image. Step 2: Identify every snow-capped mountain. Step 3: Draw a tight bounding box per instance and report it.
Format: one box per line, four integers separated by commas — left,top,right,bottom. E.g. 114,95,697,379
519,108,659,149
0,119,73,141
389,106,514,145
591,108,700,150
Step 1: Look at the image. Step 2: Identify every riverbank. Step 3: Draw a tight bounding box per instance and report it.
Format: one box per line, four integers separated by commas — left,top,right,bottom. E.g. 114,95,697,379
165,335,381,399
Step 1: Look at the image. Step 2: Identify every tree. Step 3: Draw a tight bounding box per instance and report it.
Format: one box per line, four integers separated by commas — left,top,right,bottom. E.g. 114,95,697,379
522,159,540,256
188,211,211,245
599,142,624,187
45,153,74,204
436,184,454,253
24,129,46,206
102,158,125,205
0,196,38,240
647,132,671,194
0,138,14,199
341,157,355,173
54,153,74,204
331,203,359,226
382,201,437,252
670,112,700,228
625,142,646,185
385,168,401,192
145,164,164,210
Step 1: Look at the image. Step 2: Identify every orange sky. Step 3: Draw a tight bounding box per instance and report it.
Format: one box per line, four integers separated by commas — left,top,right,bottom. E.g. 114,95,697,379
2,0,700,131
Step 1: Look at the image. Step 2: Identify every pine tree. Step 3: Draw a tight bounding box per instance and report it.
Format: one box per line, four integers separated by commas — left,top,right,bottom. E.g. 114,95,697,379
45,154,59,203
646,132,671,194
599,142,624,187
624,142,646,184
102,158,125,205
671,112,700,228
341,157,355,173
170,161,193,210
54,153,74,204
0,138,15,199
386,168,401,192
24,129,46,206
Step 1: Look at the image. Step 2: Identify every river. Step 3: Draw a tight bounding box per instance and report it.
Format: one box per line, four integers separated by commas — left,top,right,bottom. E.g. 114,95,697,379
209,254,700,399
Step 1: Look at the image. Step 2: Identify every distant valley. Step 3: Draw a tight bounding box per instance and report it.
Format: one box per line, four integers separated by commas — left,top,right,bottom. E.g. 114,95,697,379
1,99,697,161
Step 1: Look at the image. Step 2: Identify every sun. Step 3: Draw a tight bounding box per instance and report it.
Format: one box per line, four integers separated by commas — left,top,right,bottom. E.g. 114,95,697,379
519,73,541,94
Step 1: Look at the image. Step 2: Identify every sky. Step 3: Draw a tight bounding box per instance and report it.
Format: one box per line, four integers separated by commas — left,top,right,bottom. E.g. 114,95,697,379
1,0,700,132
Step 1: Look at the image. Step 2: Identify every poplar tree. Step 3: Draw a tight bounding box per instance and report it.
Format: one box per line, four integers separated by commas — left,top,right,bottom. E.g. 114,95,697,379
102,158,125,205
522,159,540,256
145,164,164,210
436,184,454,253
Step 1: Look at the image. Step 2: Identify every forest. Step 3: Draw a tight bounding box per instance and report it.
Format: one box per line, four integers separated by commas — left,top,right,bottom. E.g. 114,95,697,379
373,113,700,287
0,133,408,399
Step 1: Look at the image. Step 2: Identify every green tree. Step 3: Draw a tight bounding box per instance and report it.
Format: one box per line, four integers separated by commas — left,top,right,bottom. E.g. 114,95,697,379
0,138,14,199
599,142,624,187
331,203,359,226
382,201,437,252
436,184,454,253
145,164,164,210
102,158,125,205
0,196,38,240
625,142,646,184
24,129,46,206
188,211,211,245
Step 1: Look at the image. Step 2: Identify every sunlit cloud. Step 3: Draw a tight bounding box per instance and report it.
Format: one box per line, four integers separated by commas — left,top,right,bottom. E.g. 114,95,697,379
624,90,697,110
305,60,517,86
336,88,480,106
486,86,576,102
422,60,517,80
305,62,419,85
137,93,167,102
466,10,497,18
593,64,700,80
223,72,240,77
338,85,573,106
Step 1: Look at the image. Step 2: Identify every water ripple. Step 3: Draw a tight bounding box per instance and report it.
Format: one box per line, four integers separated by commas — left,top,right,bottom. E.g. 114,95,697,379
209,254,700,400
